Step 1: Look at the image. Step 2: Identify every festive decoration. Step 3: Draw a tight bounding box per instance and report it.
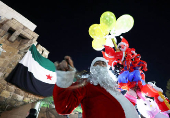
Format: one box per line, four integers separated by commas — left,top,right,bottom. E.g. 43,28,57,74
89,11,170,117
115,14,134,33
104,35,117,47
89,11,134,51
141,83,170,113
137,98,169,118
92,37,106,51
101,35,170,116
89,24,103,38
100,11,116,31
158,91,170,110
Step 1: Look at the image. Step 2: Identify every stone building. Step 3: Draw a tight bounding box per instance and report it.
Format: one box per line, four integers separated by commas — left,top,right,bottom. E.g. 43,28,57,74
0,1,50,115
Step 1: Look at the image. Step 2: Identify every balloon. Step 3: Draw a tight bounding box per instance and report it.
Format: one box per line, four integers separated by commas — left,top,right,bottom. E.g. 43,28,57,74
92,37,106,51
89,24,104,38
105,38,114,47
100,11,116,31
115,14,134,33
105,35,117,47
110,28,122,36
99,24,109,36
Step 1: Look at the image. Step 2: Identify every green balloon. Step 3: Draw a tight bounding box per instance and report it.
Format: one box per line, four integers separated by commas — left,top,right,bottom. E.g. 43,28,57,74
115,14,134,33
100,11,116,31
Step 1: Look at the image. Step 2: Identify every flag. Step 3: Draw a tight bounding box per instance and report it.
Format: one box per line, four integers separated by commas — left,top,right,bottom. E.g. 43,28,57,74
6,45,57,97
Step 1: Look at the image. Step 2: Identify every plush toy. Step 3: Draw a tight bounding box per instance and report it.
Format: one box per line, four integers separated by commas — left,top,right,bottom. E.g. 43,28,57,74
137,98,169,118
141,82,170,113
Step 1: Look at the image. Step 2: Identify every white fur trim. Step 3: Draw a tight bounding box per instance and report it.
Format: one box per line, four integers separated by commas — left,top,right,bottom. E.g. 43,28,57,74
148,82,154,86
147,82,163,92
153,86,163,93
56,66,76,88
118,42,127,47
158,96,164,102
107,89,139,118
90,57,108,72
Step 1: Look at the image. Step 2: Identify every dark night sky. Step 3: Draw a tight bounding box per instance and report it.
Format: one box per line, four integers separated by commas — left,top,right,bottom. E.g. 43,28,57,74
2,0,170,92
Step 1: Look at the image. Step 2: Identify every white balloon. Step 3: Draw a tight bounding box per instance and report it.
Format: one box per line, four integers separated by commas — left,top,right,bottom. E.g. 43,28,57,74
111,28,122,36
104,34,117,47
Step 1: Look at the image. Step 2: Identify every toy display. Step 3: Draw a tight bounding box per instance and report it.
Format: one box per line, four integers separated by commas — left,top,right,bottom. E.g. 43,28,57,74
88,11,170,117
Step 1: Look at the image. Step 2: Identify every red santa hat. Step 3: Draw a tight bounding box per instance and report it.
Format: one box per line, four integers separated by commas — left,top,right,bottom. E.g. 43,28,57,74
90,57,108,72
118,36,129,48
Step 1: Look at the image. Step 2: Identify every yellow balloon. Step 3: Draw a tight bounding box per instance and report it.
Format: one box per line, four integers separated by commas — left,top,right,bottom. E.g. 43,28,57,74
115,14,134,33
100,11,116,31
89,24,104,38
99,24,109,36
92,37,106,51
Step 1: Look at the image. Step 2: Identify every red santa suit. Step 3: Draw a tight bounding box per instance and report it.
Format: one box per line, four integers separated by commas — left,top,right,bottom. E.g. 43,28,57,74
53,57,139,118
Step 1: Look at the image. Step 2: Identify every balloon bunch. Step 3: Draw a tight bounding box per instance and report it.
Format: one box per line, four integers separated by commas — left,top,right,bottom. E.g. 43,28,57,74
88,11,134,51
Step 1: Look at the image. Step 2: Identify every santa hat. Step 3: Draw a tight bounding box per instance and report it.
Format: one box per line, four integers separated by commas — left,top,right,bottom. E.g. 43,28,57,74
118,36,129,48
90,57,108,72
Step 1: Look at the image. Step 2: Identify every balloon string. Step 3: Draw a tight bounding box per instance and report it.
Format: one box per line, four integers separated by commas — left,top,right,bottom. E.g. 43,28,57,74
111,38,119,51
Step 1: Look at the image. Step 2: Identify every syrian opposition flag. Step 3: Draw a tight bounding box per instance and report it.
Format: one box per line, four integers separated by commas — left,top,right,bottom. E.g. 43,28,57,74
6,44,57,97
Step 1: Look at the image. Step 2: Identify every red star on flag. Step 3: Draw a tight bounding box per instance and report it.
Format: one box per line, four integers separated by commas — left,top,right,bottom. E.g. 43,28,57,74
46,74,52,80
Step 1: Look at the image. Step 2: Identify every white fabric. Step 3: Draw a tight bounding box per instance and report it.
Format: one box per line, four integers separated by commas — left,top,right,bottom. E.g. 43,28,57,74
56,66,76,88
158,96,164,102
107,89,139,118
148,82,163,92
20,50,57,84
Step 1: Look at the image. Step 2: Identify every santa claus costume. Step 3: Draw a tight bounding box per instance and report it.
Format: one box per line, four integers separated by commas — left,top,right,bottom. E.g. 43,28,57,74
53,57,139,118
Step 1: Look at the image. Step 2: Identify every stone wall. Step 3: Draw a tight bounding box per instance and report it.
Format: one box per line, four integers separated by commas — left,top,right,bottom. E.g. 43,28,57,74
0,1,37,31
0,18,48,113
36,44,50,58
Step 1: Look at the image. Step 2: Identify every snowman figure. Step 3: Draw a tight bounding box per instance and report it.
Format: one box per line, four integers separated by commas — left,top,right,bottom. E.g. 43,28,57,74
0,44,6,56
137,98,169,118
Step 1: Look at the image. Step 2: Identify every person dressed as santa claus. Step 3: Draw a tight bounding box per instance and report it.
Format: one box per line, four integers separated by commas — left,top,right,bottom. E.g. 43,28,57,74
53,56,139,118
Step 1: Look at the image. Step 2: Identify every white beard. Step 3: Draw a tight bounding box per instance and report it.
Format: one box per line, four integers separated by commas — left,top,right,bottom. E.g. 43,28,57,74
88,65,119,93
